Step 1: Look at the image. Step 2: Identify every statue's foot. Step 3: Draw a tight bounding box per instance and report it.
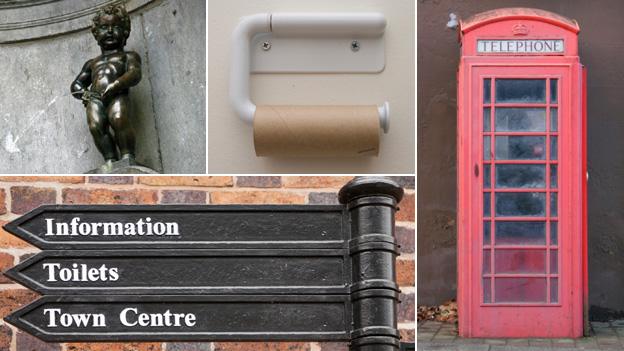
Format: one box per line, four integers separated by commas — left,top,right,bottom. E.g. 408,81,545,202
120,153,137,165
100,159,114,173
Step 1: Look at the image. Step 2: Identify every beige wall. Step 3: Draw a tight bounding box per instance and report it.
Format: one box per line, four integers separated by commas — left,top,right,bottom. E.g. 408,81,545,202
208,0,415,173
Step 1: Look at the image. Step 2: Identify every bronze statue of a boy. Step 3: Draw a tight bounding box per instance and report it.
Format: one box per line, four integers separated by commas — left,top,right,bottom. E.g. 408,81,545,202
71,4,141,171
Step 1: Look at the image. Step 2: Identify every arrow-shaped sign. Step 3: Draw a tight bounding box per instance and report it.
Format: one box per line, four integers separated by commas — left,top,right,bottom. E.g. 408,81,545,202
5,249,349,295
2,205,346,249
5,295,351,342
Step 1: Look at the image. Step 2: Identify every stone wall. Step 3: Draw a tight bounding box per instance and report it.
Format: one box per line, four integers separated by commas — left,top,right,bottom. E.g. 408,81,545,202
0,175,415,350
0,0,206,174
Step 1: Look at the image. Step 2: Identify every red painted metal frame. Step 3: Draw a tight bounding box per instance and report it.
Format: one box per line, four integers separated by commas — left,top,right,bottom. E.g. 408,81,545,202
457,8,585,338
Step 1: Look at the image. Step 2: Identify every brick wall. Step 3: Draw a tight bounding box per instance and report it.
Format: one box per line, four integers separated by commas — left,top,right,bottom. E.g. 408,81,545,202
0,176,415,351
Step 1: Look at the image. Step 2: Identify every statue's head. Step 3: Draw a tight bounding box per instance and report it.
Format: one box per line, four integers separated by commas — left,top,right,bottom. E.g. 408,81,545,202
91,4,131,50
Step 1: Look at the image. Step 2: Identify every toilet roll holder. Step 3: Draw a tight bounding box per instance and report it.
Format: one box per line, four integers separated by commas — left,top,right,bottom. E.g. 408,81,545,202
230,12,390,133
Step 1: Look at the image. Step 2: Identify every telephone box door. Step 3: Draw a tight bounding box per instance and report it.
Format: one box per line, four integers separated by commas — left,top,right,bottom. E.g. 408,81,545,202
464,65,583,337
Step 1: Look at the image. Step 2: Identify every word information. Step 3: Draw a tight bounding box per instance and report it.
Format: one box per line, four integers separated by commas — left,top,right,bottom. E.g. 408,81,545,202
477,39,564,54
45,217,180,237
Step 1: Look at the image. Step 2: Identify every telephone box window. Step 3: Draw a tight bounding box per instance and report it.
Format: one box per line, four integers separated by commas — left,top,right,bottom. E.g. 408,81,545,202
495,221,546,245
496,164,546,188
495,136,546,160
496,192,546,216
550,78,558,103
495,108,546,131
496,79,546,103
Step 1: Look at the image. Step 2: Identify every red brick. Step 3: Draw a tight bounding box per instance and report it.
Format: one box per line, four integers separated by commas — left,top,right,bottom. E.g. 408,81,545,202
0,323,11,351
0,176,84,183
396,259,415,286
0,289,39,317
318,342,348,351
214,342,310,351
11,186,56,214
0,189,5,215
308,192,339,205
396,226,415,254
0,252,15,283
398,292,415,323
63,188,158,205
139,176,233,187
88,176,134,184
0,220,32,248
210,191,306,204
16,331,61,351
388,176,415,189
161,190,207,204
66,342,162,351
282,176,353,188
397,193,415,222
236,176,281,188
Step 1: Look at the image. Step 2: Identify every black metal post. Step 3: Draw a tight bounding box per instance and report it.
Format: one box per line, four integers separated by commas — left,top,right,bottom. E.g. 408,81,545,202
339,177,404,351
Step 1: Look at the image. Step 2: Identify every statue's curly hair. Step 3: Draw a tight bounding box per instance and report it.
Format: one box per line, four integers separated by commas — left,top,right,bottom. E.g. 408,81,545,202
91,4,131,44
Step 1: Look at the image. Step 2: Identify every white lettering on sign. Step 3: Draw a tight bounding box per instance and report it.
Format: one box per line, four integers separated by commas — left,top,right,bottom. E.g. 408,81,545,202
120,307,197,327
477,39,564,54
44,217,180,237
44,308,107,327
42,263,119,282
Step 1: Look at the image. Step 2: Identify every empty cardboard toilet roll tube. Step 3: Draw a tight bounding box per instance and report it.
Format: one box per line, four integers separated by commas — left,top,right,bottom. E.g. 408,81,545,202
254,105,380,157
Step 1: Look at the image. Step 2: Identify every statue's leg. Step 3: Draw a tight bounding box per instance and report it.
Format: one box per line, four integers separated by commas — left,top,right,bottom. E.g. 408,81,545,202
107,95,136,159
86,100,116,161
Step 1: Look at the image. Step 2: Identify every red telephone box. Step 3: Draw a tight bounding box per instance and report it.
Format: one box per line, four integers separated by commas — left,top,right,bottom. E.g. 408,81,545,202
457,8,587,338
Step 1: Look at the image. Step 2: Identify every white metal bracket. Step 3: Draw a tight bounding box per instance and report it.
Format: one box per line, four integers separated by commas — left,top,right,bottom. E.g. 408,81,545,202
230,12,389,132
250,31,385,73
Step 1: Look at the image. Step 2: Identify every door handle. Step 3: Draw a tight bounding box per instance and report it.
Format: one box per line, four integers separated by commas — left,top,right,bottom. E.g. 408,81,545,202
474,164,479,177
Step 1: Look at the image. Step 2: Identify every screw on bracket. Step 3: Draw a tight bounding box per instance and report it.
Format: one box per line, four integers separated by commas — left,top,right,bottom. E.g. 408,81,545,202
262,41,272,51
351,40,360,52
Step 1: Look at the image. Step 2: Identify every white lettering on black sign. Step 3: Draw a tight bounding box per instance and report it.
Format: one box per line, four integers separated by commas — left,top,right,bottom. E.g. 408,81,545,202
44,217,180,237
477,39,564,54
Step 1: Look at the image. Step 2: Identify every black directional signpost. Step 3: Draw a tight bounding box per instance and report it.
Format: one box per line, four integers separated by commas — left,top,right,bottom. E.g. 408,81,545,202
3,177,410,350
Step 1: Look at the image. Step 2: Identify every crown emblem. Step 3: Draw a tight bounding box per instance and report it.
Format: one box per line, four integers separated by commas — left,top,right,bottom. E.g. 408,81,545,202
512,24,529,36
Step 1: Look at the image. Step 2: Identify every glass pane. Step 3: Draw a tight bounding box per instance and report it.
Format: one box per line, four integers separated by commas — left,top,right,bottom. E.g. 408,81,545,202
550,165,558,188
550,79,558,103
484,165,491,188
496,164,545,188
484,79,491,103
551,193,558,217
495,249,546,273
484,192,491,216
496,221,546,245
484,136,491,160
496,192,546,217
484,278,492,303
495,108,546,132
495,277,547,303
550,108,558,132
484,108,491,131
550,136,558,160
484,221,491,244
551,278,558,303
483,249,491,273
496,136,546,160
550,249,558,274
496,79,546,103
550,222,558,245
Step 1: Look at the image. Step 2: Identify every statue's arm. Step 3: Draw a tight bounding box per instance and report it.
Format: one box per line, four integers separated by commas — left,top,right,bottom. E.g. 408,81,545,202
118,52,142,89
70,60,93,100
103,52,141,99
